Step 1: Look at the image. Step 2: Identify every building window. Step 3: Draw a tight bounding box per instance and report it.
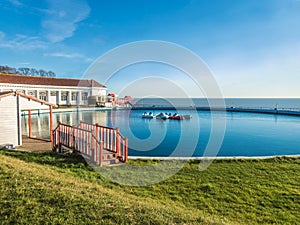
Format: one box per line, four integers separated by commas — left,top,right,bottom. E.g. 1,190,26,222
27,90,35,96
17,89,25,94
99,95,106,103
50,91,56,96
82,92,88,100
61,91,67,101
39,91,47,101
40,95,47,101
61,95,67,101
71,93,77,101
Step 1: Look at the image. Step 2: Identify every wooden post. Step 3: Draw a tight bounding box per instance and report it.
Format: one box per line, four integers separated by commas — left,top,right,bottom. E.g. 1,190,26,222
91,131,95,162
106,128,109,150
99,141,103,166
49,107,53,142
96,124,99,164
28,109,32,138
57,122,61,152
116,128,120,157
73,127,76,151
125,138,128,162
101,127,104,148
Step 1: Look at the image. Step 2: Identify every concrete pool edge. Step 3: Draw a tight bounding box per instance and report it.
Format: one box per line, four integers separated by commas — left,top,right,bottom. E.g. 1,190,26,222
128,154,300,160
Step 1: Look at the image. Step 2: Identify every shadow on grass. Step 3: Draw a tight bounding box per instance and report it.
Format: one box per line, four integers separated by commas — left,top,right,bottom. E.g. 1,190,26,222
0,148,90,170
0,147,115,186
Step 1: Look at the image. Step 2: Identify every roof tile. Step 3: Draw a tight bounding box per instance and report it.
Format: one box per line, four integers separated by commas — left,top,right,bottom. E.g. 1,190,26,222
0,73,106,88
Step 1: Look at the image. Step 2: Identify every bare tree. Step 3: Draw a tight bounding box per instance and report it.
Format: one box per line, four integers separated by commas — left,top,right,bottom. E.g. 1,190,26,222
0,65,16,74
39,69,48,77
48,71,56,77
30,68,38,76
1,65,57,77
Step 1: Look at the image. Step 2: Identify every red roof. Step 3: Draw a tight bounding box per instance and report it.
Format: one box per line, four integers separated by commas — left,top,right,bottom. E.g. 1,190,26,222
0,73,106,88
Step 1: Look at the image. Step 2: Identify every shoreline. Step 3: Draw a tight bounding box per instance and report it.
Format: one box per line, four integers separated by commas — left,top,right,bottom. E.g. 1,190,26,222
132,106,300,117
128,154,300,160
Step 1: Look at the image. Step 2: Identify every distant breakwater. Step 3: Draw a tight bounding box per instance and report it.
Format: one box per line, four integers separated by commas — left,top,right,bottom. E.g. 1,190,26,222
131,106,300,116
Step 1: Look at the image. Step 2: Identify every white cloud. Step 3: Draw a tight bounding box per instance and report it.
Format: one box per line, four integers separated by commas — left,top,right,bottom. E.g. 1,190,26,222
44,52,93,62
45,52,83,58
18,62,31,65
0,34,48,50
42,0,90,43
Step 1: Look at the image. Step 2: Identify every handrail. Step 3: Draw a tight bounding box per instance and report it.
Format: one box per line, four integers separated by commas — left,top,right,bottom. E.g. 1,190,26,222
79,121,115,131
52,122,128,166
78,121,128,158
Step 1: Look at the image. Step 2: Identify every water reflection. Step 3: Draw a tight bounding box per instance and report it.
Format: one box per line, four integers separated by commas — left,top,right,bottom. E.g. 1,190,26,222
21,110,108,139
21,110,300,156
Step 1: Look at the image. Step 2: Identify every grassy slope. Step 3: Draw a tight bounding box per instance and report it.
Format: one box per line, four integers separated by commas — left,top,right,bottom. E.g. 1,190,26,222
125,158,300,224
1,149,300,224
0,152,230,225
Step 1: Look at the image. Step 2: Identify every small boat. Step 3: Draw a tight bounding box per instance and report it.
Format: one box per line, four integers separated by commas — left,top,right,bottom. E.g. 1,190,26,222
142,112,155,118
169,114,184,120
169,113,192,120
155,112,169,120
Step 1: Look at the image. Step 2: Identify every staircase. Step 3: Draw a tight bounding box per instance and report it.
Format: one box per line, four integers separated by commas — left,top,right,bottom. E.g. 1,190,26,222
52,121,128,166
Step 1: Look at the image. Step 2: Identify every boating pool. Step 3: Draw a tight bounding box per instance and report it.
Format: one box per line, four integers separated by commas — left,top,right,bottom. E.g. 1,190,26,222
22,109,300,157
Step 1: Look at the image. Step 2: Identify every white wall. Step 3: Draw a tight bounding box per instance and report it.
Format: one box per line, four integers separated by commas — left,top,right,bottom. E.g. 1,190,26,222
49,96,56,104
19,97,49,110
0,95,20,146
91,88,107,96
0,94,53,147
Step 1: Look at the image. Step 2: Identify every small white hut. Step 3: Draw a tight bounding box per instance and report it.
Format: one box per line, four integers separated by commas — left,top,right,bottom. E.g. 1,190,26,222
0,91,57,147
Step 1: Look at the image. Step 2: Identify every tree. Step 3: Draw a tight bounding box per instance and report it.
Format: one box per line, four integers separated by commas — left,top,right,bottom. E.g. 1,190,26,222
1,65,57,77
0,65,16,74
18,67,24,74
48,71,56,77
30,68,38,76
39,69,48,77
18,67,31,75
23,68,30,75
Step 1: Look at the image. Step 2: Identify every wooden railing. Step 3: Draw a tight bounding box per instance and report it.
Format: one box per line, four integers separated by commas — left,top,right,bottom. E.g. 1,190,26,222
52,122,128,166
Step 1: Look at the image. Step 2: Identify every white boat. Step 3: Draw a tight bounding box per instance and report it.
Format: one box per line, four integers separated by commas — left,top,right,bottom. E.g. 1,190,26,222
155,112,169,120
142,112,155,118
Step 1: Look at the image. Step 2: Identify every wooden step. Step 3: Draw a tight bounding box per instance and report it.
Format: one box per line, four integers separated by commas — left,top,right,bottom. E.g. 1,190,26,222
101,158,121,166
102,153,116,160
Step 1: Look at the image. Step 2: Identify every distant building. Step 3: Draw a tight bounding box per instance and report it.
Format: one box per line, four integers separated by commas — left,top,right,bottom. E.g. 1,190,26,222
0,73,107,106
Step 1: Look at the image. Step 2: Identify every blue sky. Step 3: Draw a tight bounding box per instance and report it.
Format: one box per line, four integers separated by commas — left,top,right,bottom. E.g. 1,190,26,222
1,0,300,97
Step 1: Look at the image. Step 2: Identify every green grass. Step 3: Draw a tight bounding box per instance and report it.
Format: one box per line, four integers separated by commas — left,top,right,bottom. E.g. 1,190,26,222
1,149,299,224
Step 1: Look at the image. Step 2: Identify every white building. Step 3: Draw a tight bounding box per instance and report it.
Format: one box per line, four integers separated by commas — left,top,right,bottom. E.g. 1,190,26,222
0,73,107,106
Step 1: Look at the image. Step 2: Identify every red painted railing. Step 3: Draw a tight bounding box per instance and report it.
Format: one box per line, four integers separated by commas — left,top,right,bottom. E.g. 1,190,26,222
52,121,128,166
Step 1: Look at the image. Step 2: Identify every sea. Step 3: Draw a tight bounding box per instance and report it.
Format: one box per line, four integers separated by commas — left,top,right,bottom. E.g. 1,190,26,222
132,98,300,110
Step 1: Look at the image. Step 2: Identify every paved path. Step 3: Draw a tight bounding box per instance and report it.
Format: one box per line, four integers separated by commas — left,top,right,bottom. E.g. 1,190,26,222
16,136,51,152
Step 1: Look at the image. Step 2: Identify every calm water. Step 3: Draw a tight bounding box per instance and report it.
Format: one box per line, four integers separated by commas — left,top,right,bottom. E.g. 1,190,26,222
22,108,300,157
